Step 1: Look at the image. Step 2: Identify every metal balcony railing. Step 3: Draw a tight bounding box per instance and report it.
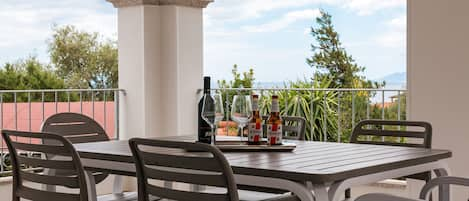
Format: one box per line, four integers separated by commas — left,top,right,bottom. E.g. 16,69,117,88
199,88,407,142
0,87,406,176
0,88,125,176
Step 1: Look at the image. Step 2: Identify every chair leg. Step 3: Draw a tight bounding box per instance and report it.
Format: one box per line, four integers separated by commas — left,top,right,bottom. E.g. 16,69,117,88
85,171,98,201
426,171,432,201
345,188,351,199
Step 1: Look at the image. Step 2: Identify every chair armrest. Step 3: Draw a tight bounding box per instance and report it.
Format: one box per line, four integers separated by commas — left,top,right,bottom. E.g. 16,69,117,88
420,176,469,199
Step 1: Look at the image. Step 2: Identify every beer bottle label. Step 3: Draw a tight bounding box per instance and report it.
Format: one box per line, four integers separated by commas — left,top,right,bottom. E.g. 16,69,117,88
267,124,282,145
248,122,263,142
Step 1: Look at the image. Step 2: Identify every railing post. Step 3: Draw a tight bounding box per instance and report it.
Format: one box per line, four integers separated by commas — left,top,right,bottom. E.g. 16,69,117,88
14,92,17,131
366,92,371,141
323,91,327,142
352,91,355,129
381,90,385,141
284,89,288,116
28,92,32,143
397,90,402,121
67,91,71,112
224,89,230,136
104,91,107,132
310,89,314,141
0,93,2,130
337,92,341,143
92,91,95,119
41,92,45,122
0,93,3,174
54,91,58,114
114,90,120,140
80,91,83,114
397,90,402,141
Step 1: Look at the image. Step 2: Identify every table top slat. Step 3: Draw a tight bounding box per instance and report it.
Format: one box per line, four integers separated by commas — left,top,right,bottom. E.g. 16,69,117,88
74,135,451,183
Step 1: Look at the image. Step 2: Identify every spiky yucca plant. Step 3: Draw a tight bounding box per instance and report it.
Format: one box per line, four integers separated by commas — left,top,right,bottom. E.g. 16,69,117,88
259,77,338,141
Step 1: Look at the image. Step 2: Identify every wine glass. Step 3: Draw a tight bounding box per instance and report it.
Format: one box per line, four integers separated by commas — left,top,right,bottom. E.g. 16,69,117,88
202,93,224,145
230,95,253,142
213,93,225,141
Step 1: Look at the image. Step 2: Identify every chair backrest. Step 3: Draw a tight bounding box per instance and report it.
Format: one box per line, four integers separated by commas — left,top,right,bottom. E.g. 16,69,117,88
129,138,239,201
41,112,109,183
350,120,432,148
41,112,109,144
2,130,89,201
262,115,306,140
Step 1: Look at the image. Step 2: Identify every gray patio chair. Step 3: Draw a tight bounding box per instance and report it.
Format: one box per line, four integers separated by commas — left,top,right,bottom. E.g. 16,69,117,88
345,119,433,199
355,176,469,201
2,130,91,201
129,138,299,201
129,138,239,201
41,112,136,200
41,113,110,184
261,115,307,140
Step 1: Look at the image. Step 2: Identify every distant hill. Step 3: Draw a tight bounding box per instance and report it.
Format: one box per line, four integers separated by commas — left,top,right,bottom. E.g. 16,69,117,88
214,72,407,89
374,72,406,89
254,81,285,88
253,72,407,89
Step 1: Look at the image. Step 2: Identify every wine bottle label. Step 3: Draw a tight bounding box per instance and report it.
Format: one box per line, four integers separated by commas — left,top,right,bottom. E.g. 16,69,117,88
267,124,282,145
271,99,279,112
248,122,263,142
205,130,214,137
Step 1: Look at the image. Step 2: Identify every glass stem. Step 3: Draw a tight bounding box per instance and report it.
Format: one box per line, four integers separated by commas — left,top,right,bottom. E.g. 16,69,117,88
240,126,244,141
211,126,216,145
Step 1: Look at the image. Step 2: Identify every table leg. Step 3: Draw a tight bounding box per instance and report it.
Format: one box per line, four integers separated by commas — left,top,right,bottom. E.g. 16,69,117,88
113,175,124,194
235,174,315,201
434,168,450,201
310,184,330,201
326,161,450,201
97,175,138,201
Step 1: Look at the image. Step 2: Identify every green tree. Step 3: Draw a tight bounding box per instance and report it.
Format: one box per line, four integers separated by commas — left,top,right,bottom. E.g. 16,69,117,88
217,64,255,89
217,65,255,119
306,10,387,141
307,10,382,89
0,57,67,101
0,57,65,90
48,25,118,89
259,76,339,141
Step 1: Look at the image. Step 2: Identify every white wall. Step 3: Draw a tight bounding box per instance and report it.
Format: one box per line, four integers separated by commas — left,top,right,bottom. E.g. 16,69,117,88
408,0,469,200
118,5,204,139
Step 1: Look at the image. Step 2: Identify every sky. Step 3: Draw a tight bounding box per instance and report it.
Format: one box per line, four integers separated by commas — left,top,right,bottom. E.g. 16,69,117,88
0,0,406,83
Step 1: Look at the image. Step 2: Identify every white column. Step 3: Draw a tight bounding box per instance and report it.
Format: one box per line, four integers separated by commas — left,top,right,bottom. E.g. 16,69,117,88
408,0,469,200
107,0,213,139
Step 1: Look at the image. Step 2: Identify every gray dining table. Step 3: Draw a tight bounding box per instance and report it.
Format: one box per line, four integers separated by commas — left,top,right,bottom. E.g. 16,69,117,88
74,135,451,201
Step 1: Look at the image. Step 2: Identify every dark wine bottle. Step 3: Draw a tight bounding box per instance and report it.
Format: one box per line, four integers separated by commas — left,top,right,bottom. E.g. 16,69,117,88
198,76,213,144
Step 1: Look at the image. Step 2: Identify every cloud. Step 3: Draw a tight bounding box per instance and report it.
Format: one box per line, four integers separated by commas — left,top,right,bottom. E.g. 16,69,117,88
204,0,406,37
375,15,406,48
242,9,321,33
205,0,405,25
342,0,406,16
205,0,337,24
388,14,406,30
0,0,116,50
